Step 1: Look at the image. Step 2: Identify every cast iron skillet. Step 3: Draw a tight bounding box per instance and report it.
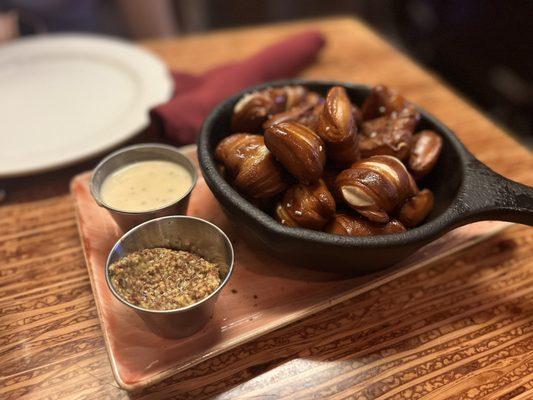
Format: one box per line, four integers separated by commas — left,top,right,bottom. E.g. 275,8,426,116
198,80,533,274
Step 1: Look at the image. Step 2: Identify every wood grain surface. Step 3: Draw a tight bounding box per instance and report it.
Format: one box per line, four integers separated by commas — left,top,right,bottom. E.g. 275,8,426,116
1,18,532,400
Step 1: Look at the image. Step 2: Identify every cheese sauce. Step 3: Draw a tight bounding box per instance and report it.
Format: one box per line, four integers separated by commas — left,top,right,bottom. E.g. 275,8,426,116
101,160,192,212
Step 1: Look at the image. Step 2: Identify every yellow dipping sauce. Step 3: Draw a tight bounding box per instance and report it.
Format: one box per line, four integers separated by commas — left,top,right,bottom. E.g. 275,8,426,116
101,160,192,212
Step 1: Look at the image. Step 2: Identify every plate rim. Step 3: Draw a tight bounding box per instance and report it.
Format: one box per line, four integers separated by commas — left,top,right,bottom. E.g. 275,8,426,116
0,33,174,178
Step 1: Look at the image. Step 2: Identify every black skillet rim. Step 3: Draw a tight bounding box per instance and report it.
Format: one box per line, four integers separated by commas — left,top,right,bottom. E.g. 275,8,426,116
198,79,473,249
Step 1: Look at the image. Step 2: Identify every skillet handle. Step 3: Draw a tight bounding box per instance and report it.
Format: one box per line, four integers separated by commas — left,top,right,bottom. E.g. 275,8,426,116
456,158,533,225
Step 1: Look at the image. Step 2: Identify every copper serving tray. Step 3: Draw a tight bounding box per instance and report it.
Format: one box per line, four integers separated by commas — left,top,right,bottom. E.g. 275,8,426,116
70,145,509,390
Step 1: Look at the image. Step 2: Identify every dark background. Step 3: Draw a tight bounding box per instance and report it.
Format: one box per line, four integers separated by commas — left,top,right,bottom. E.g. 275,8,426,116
2,0,531,147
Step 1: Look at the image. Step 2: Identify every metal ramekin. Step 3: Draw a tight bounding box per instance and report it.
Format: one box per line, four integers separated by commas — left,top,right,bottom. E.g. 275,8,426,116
90,143,198,231
105,216,234,339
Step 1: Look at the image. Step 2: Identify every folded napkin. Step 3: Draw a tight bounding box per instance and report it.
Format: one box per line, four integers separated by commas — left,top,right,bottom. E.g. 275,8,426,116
149,30,326,145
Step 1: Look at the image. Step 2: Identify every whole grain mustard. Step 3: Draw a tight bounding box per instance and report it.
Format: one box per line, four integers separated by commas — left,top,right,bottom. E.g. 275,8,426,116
109,248,221,310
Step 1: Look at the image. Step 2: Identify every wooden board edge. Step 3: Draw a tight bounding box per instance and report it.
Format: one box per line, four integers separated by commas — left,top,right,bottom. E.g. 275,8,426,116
69,175,131,391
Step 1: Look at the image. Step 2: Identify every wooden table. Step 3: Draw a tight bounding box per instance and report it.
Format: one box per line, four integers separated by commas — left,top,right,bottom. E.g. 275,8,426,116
1,18,532,400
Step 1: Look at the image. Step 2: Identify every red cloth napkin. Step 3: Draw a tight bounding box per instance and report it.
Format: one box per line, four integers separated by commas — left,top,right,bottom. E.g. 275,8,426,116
149,30,326,145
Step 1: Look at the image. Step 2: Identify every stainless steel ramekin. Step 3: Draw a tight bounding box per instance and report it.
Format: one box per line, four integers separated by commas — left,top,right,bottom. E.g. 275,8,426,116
105,216,234,339
90,143,198,231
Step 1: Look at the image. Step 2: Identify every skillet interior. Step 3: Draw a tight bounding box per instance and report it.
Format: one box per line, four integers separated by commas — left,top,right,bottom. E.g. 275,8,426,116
198,80,469,273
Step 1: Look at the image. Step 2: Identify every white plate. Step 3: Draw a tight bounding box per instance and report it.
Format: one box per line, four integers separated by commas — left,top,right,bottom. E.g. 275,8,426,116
0,34,173,178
